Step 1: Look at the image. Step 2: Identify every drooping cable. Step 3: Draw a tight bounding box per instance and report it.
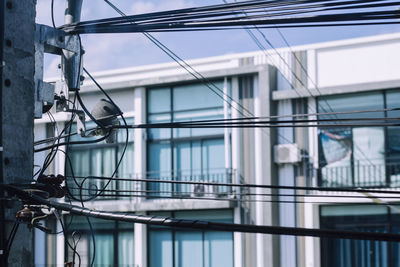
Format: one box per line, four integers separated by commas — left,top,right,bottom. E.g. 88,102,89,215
3,184,400,242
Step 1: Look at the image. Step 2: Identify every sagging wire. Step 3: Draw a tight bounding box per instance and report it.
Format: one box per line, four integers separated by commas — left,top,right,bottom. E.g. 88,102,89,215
32,106,400,146
65,174,400,196
3,184,400,242
66,187,400,200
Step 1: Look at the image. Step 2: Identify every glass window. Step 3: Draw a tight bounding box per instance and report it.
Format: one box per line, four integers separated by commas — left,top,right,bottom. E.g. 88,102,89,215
320,205,400,267
66,118,134,200
147,82,230,198
66,216,134,266
148,210,234,267
318,92,390,187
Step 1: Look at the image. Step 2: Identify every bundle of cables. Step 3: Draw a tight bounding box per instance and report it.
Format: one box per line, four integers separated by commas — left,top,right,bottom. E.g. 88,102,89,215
61,0,400,34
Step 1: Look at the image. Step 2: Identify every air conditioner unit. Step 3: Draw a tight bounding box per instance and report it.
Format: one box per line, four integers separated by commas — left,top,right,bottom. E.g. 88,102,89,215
274,143,301,164
191,184,206,197
191,183,220,198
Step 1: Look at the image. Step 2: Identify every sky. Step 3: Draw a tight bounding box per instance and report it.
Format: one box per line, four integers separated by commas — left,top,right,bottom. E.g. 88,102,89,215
36,0,400,78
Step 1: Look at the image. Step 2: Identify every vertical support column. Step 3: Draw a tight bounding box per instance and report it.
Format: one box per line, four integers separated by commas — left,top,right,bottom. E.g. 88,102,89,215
134,87,147,267
56,220,65,267
134,87,146,200
231,77,243,267
135,215,147,267
254,67,278,267
223,78,231,173
1,0,36,265
277,99,297,267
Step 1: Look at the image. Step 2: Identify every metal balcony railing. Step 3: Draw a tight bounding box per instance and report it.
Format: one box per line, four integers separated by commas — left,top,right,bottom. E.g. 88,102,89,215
67,168,237,201
146,168,235,199
318,162,400,188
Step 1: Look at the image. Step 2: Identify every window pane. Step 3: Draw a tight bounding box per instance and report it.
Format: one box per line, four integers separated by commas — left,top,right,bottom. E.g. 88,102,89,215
148,143,172,195
118,231,134,266
173,82,224,111
149,230,173,267
318,92,384,120
204,231,233,267
91,234,114,266
386,89,400,118
174,232,203,267
148,113,171,140
173,111,224,138
148,88,171,113
319,129,352,187
352,127,385,187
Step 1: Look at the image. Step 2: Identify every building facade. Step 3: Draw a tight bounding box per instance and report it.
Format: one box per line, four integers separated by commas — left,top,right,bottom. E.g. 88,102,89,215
34,32,400,267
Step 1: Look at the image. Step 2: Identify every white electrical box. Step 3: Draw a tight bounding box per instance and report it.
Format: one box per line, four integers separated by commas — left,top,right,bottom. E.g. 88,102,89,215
274,143,301,164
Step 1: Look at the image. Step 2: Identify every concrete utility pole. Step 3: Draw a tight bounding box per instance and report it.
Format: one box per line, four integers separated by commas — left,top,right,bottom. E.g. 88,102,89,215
0,0,36,266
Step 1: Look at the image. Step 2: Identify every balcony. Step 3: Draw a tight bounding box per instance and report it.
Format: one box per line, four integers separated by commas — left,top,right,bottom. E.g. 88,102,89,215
67,168,237,201
318,162,400,188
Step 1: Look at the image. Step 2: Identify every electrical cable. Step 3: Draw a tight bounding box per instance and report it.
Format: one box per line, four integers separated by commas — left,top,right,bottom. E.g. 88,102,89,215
34,132,111,153
3,184,400,242
32,106,400,145
221,0,389,183
61,2,400,34
65,174,400,196
4,221,19,262
67,187,400,200
54,210,81,267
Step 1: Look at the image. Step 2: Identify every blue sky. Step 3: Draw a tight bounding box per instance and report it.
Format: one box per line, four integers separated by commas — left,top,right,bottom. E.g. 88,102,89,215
36,0,400,78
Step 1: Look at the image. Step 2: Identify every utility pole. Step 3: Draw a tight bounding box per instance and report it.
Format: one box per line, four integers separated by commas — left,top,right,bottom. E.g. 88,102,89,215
0,0,36,266
0,0,83,265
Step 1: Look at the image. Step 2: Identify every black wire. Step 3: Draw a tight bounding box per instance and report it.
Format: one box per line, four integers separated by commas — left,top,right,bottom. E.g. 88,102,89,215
34,132,111,153
51,0,56,28
3,184,400,242
65,175,400,196
63,4,400,34
4,221,19,261
55,211,81,267
32,106,400,145
68,187,400,200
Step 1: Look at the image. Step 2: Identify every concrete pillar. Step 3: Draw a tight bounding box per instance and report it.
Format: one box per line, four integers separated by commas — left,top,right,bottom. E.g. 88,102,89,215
231,77,243,267
134,215,147,267
277,99,297,267
134,87,146,200
1,0,36,265
134,87,147,267
254,67,279,267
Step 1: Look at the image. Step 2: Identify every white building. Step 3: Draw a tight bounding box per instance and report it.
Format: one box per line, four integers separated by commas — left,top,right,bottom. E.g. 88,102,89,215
34,32,400,267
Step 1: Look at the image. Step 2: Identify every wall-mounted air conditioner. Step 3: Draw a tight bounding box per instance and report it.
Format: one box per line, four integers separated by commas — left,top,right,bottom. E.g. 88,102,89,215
190,183,219,198
274,143,301,164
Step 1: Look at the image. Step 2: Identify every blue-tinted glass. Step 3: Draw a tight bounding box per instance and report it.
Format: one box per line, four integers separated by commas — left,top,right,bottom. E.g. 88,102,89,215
118,231,134,266
148,88,171,113
386,89,400,118
173,110,224,138
117,117,134,142
91,234,114,266
149,230,173,267
148,113,171,140
174,232,203,267
204,231,233,267
173,82,223,111
318,92,384,120
202,139,225,175
175,209,233,222
148,143,172,196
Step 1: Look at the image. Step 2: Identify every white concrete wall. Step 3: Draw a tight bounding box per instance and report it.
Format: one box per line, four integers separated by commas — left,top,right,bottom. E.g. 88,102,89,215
316,39,400,88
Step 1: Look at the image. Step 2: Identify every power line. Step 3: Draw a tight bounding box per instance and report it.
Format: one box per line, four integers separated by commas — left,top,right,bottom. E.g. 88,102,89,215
3,184,400,242
65,175,400,196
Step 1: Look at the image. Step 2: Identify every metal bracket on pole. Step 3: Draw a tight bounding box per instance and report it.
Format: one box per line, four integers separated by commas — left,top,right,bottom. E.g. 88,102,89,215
34,24,81,118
